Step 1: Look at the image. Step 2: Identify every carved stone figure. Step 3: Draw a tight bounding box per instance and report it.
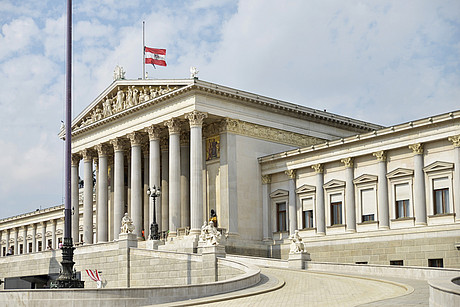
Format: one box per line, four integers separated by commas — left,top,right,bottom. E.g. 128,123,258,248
120,213,135,234
190,66,199,78
132,86,139,105
289,230,305,254
113,65,126,81
149,86,157,99
125,86,133,108
116,87,125,112
102,96,113,117
142,87,150,102
199,220,221,246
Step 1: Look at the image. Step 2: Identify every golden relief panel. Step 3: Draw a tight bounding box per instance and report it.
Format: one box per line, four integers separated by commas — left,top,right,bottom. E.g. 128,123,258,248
206,135,220,161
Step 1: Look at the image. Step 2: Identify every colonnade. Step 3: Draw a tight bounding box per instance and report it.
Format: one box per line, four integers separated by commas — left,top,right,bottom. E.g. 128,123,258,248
70,111,208,243
262,137,460,238
0,219,60,256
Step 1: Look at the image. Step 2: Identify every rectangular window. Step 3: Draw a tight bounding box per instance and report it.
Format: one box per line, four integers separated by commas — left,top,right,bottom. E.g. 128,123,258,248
19,244,23,254
395,183,411,218
331,202,342,225
277,202,287,232
47,239,52,249
2,246,5,256
38,241,42,252
302,197,314,229
355,261,368,264
361,188,376,222
28,242,32,253
80,234,84,243
390,260,404,266
433,188,449,215
428,258,444,268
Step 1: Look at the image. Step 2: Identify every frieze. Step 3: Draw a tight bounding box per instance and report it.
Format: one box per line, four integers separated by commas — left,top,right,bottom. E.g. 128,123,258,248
76,84,181,129
219,118,322,147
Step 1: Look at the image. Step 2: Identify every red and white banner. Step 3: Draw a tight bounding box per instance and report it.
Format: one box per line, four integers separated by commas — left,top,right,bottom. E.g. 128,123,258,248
145,47,167,66
86,269,101,282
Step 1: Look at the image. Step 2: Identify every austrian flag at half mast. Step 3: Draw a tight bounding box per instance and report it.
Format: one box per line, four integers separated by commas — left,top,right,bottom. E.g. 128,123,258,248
145,47,167,67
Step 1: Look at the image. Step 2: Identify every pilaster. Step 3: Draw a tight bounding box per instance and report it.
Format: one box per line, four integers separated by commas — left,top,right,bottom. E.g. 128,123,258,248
312,164,325,235
409,143,427,225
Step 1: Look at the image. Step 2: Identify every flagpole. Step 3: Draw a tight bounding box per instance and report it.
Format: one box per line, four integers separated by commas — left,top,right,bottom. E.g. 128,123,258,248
142,21,145,80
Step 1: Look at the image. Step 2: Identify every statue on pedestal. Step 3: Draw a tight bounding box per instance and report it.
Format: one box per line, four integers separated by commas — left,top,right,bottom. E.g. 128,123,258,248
199,221,221,246
289,230,305,254
120,213,135,234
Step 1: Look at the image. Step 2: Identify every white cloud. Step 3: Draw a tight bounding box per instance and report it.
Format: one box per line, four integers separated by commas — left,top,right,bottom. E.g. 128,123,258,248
0,17,39,60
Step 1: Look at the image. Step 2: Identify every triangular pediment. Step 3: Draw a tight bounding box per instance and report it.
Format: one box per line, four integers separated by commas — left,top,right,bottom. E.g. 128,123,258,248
296,184,316,194
423,161,454,173
323,179,346,189
353,174,378,185
386,168,414,179
270,189,289,198
69,80,190,134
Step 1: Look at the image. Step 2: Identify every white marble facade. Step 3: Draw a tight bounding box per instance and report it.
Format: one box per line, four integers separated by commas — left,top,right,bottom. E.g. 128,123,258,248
1,77,459,267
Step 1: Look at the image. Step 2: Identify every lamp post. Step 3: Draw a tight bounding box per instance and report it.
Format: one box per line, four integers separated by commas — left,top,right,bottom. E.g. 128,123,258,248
147,186,161,240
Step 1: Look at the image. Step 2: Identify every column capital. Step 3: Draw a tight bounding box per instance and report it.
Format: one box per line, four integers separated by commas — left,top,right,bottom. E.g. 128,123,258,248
186,110,208,127
220,117,239,133
110,137,128,151
311,163,323,174
142,143,149,155
80,148,95,161
448,135,460,148
94,157,99,168
127,131,145,146
160,138,169,151
71,153,82,166
261,174,272,184
285,169,296,180
164,118,181,135
146,125,161,140
373,150,387,162
40,221,47,227
409,143,424,155
341,157,354,168
96,143,111,157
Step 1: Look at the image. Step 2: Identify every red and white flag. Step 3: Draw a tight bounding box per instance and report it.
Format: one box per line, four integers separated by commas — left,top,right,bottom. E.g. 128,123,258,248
145,47,167,67
86,269,101,282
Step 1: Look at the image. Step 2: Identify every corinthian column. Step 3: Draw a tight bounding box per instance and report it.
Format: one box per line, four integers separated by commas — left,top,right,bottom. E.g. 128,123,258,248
128,132,144,239
185,111,207,234
96,144,110,242
409,143,427,225
71,153,81,243
341,157,356,232
373,151,389,228
285,169,297,235
110,138,126,239
180,131,190,228
31,224,37,253
161,139,169,232
165,118,182,236
147,126,161,232
81,148,94,244
262,175,272,240
448,135,460,222
312,164,325,235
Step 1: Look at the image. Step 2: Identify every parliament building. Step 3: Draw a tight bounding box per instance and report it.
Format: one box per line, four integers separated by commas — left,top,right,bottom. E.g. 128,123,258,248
1,75,459,270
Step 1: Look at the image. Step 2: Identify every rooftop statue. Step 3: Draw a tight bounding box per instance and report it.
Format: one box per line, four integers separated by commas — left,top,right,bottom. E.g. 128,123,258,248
113,65,126,81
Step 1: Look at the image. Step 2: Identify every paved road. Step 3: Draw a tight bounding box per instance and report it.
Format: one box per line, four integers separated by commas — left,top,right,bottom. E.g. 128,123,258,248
165,267,427,307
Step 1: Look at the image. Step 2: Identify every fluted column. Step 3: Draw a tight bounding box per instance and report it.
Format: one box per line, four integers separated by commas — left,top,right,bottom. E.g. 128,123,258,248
5,230,10,255
262,175,272,240
96,144,109,242
0,231,2,256
128,132,144,239
342,157,356,232
71,153,81,243
13,228,18,255
41,222,46,250
373,151,389,228
81,149,94,244
22,226,27,254
31,224,37,252
147,126,161,232
312,164,325,235
448,135,460,221
180,131,190,228
165,118,181,236
161,139,169,232
409,143,427,225
186,111,207,234
143,144,149,237
285,170,297,235
111,138,126,239
51,220,57,249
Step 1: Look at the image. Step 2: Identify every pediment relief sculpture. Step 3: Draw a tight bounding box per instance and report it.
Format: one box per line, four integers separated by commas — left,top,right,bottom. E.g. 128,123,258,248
76,84,181,129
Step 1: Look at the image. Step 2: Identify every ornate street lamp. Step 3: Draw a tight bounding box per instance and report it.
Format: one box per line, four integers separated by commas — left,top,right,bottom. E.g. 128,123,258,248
147,186,161,240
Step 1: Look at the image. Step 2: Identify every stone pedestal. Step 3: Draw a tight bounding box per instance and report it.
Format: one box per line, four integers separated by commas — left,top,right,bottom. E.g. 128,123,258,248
288,252,311,270
201,245,226,283
117,233,137,288
146,239,164,250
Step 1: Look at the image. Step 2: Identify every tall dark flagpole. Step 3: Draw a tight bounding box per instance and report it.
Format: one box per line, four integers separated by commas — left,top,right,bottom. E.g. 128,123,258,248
51,0,84,288
143,21,145,79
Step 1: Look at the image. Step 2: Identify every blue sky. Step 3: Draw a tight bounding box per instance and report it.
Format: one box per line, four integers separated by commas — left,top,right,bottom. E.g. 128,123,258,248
0,0,459,218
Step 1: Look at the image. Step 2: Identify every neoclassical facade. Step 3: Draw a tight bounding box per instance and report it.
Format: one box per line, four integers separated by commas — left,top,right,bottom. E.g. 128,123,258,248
1,77,458,268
